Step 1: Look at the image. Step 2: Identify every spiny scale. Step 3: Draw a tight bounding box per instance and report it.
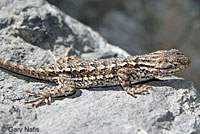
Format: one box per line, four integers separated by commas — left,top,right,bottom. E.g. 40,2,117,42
0,48,190,108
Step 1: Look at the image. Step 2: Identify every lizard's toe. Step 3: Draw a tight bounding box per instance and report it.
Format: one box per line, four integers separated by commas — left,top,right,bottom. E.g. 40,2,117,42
24,90,51,108
134,85,152,94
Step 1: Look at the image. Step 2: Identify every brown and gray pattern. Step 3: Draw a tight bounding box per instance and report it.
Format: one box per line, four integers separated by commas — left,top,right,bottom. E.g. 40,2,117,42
0,48,190,107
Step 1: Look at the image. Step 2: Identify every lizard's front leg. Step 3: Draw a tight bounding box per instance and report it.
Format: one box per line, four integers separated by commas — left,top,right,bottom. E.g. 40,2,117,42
24,74,76,108
117,67,153,96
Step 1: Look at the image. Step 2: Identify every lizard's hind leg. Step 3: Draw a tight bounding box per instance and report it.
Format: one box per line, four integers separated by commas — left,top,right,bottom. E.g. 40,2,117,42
48,46,82,64
24,74,76,108
48,46,73,59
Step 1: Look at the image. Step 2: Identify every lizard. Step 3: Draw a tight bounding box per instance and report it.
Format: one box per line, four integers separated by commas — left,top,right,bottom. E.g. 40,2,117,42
0,47,191,108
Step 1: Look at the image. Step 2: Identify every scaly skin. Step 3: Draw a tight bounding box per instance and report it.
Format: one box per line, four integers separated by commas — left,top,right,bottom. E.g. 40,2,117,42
0,47,190,108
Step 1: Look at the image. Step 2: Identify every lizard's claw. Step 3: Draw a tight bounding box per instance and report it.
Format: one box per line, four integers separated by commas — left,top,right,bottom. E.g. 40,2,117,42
24,90,52,108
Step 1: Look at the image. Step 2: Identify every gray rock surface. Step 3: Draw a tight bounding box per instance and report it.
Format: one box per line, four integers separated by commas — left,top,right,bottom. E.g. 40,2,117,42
0,0,199,134
47,0,200,90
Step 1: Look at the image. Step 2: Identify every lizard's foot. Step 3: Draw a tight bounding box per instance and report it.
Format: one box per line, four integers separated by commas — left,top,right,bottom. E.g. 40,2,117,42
48,46,82,64
48,46,73,60
126,84,153,96
24,78,76,108
24,90,52,108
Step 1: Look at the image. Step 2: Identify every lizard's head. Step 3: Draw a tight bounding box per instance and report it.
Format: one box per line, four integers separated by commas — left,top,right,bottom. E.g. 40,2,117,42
152,49,191,76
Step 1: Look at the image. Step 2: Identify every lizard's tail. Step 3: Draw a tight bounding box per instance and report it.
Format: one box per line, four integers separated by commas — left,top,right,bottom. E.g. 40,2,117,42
0,59,53,80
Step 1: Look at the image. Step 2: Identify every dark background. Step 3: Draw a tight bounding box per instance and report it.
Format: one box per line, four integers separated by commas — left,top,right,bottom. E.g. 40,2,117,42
48,0,200,90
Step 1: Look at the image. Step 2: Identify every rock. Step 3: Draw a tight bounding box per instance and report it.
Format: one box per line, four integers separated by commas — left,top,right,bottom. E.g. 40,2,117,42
47,0,200,91
0,0,199,134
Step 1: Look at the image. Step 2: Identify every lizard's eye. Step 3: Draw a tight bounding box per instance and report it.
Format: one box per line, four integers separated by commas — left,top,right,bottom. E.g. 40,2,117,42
163,64,174,69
